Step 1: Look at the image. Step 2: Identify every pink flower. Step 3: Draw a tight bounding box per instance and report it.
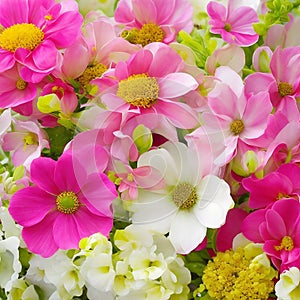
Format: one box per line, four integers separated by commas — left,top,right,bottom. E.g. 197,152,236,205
245,46,300,109
2,119,49,169
0,64,37,109
93,43,199,129
114,0,193,45
0,0,83,83
8,151,117,257
207,0,259,46
201,66,272,165
242,199,300,271
242,163,300,209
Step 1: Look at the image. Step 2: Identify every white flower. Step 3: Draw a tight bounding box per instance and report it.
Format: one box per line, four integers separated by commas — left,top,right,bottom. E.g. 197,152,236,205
275,267,300,300
131,141,234,254
7,279,39,300
0,236,22,292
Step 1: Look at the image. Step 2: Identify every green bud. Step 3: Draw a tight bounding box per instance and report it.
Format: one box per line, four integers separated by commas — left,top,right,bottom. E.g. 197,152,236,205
132,124,153,154
258,50,271,73
37,94,61,114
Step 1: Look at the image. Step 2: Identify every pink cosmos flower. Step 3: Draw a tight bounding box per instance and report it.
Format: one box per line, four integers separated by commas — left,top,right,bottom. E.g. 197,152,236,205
0,64,37,109
8,151,117,258
207,0,259,46
245,46,300,109
242,199,300,271
0,0,83,83
114,0,193,45
2,119,49,169
242,163,300,209
93,42,199,129
201,66,272,166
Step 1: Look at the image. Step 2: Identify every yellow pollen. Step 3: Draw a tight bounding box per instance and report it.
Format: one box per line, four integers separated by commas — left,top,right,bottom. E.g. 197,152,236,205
274,236,294,251
117,73,159,108
56,191,80,214
276,192,290,200
224,23,231,32
0,23,44,52
126,173,134,182
121,23,165,47
44,15,53,20
278,82,294,97
172,183,198,209
16,78,27,90
230,119,244,135
52,86,65,98
77,63,108,87
202,247,275,300
23,132,38,150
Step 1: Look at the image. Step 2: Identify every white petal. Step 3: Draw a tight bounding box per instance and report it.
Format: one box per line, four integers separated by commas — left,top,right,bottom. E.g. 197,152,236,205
169,210,207,254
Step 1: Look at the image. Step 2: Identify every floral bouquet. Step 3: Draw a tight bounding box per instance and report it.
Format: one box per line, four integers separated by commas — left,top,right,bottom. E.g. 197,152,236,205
1,0,300,299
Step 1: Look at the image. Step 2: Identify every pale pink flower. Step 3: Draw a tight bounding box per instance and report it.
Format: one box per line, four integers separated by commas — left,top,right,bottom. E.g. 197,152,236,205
93,43,199,129
245,46,300,109
114,0,193,45
0,0,83,82
8,150,117,257
201,66,272,165
207,0,259,46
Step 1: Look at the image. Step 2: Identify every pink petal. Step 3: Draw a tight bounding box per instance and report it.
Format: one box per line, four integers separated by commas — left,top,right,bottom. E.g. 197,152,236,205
22,212,59,258
114,0,134,24
9,186,55,226
54,153,85,193
158,73,198,98
207,2,227,22
53,213,80,249
0,51,15,73
241,209,266,242
75,206,113,238
80,173,117,218
228,6,258,31
132,0,158,24
265,209,287,239
30,157,60,195
155,99,199,129
127,49,153,76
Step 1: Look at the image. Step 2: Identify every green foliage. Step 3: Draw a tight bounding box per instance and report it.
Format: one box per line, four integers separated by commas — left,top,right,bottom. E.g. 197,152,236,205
43,126,74,160
254,0,300,35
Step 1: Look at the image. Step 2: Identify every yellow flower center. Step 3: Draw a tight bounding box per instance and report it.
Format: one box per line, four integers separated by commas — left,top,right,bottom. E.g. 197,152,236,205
0,23,44,52
117,73,159,108
121,23,165,47
278,82,294,97
16,79,27,90
230,119,244,135
56,191,80,214
224,23,232,32
172,183,198,209
202,247,275,300
23,132,38,150
77,63,108,87
274,236,294,251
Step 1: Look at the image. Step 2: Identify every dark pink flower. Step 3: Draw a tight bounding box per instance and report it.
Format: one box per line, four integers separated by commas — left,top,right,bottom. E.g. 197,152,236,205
8,151,117,257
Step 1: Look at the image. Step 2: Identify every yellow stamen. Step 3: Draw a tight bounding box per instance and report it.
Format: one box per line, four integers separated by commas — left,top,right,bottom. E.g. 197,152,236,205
224,23,231,32
278,82,294,97
77,63,108,87
0,23,44,52
172,183,198,209
23,132,38,150
117,73,159,108
274,236,294,251
56,191,80,214
230,119,244,135
16,79,27,90
44,15,53,21
121,23,165,47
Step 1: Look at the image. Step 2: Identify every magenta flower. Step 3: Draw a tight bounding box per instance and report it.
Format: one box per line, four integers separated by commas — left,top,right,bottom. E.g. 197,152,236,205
0,0,83,82
114,0,193,45
242,163,300,209
93,43,199,129
207,0,259,46
8,151,117,258
242,199,300,271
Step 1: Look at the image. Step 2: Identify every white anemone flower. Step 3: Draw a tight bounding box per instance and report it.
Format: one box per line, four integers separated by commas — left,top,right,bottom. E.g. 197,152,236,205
131,141,234,254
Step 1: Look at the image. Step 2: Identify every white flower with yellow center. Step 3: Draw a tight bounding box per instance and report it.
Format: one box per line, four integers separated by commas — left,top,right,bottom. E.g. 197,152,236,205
275,267,300,300
131,141,234,254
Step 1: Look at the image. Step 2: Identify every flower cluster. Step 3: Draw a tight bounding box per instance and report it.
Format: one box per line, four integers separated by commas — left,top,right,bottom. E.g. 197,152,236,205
1,0,300,299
